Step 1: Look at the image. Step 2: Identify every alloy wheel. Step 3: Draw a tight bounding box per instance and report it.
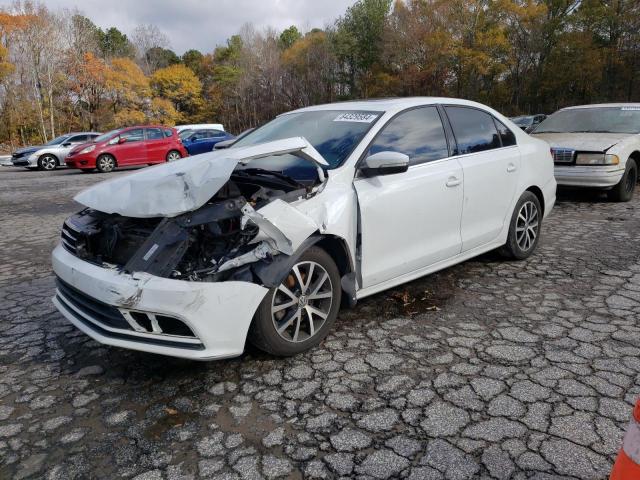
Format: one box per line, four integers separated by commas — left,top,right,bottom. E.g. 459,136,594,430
98,156,115,172
271,261,333,343
40,155,56,170
167,151,181,162
516,200,538,252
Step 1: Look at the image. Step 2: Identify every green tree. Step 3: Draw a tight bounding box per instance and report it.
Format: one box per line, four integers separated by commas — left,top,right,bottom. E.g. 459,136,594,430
98,27,135,58
279,25,302,49
182,49,204,75
332,0,392,97
145,46,181,70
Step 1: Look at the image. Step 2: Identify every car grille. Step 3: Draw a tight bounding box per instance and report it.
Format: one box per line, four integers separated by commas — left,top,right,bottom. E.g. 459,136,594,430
61,220,80,255
12,152,25,159
55,277,203,350
551,148,575,164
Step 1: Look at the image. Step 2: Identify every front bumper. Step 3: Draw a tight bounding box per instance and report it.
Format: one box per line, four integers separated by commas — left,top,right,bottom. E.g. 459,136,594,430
554,165,624,188
12,157,36,167
65,154,97,169
51,244,268,360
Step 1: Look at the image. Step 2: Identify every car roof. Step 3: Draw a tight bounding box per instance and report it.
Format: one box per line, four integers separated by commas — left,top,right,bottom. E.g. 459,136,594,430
287,97,500,115
561,103,640,110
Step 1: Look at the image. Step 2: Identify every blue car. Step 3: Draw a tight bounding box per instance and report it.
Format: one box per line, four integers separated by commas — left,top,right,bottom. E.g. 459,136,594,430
180,129,235,156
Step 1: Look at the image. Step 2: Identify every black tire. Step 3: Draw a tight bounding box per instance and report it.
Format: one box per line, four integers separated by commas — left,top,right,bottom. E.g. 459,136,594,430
96,154,116,173
607,159,637,202
37,154,58,171
166,150,182,162
248,246,342,356
498,191,542,260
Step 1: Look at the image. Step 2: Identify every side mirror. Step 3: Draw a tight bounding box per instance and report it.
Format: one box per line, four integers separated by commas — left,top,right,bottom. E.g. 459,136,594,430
118,137,127,144
360,151,409,177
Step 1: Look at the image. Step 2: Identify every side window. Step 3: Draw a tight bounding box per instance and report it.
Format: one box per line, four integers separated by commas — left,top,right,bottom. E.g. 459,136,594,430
445,106,501,154
193,130,213,140
494,118,516,147
164,129,174,138
121,128,144,142
367,106,449,166
146,128,164,140
88,134,99,141
211,130,225,138
69,135,87,143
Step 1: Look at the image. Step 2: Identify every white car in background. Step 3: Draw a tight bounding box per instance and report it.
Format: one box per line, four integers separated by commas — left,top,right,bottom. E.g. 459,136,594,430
175,123,225,133
12,132,100,170
531,103,640,201
52,98,555,360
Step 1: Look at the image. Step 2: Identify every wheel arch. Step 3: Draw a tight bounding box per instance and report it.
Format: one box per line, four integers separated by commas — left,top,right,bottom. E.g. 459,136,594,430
98,152,118,164
525,185,545,216
628,151,640,166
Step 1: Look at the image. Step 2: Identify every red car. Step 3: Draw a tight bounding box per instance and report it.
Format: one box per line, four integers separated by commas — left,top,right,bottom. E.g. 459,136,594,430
65,125,188,173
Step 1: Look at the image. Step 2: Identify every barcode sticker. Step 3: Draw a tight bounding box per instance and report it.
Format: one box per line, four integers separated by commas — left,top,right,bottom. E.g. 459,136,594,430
334,112,378,123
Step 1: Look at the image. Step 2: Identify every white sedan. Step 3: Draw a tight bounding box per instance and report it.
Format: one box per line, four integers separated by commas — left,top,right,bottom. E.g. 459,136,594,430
531,103,640,201
52,98,556,360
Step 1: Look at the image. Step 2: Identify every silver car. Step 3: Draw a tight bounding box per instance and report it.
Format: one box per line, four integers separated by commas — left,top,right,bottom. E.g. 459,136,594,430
12,132,100,170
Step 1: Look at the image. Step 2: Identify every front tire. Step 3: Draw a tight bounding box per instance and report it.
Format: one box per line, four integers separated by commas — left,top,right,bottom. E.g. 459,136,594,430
38,154,58,171
248,246,341,356
499,191,542,260
608,159,637,202
96,154,116,173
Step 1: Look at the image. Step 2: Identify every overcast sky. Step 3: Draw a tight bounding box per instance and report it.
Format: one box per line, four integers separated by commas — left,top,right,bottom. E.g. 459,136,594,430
6,0,356,54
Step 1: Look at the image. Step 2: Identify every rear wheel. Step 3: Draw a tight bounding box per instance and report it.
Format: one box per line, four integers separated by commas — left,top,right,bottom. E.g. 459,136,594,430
96,154,116,173
38,154,58,171
608,159,637,202
166,150,181,162
499,191,542,260
248,247,341,356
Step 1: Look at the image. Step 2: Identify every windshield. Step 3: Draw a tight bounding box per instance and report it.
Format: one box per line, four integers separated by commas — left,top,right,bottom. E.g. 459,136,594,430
511,116,532,126
534,107,640,134
179,129,193,140
45,135,72,146
94,128,124,143
232,110,382,170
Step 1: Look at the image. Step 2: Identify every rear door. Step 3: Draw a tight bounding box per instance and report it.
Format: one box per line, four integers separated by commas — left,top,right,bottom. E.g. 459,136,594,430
354,106,464,288
443,106,520,252
144,127,167,163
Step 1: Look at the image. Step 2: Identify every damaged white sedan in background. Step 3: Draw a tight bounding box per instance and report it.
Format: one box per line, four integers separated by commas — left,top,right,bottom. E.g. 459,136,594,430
52,98,556,360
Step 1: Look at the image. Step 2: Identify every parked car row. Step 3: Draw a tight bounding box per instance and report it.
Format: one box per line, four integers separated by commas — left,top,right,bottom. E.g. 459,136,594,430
11,123,232,172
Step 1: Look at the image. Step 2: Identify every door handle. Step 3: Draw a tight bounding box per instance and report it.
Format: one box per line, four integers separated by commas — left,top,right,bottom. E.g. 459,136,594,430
507,163,517,172
446,176,461,187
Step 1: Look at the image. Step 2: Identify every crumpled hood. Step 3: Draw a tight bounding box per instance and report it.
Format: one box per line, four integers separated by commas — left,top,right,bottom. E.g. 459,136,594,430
532,133,632,152
74,137,328,218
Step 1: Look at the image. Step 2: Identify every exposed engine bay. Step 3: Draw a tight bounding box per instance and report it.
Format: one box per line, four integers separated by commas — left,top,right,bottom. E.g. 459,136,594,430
62,170,319,284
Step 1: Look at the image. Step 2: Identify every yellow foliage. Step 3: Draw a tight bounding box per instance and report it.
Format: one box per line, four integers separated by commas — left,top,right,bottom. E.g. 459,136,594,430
114,108,146,126
106,57,150,107
146,97,180,125
150,64,202,116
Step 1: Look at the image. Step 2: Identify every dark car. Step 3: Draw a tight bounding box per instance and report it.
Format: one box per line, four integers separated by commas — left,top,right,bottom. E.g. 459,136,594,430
510,114,547,132
65,126,188,173
180,129,235,155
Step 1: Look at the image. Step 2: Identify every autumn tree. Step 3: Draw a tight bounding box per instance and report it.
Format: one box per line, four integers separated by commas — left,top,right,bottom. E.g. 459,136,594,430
150,63,202,121
66,52,108,129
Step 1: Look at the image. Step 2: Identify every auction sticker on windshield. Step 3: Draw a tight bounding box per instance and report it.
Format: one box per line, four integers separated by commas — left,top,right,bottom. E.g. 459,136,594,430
333,112,378,123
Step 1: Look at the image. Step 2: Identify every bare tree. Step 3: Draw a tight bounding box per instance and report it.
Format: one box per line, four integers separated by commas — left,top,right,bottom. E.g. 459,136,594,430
132,23,170,74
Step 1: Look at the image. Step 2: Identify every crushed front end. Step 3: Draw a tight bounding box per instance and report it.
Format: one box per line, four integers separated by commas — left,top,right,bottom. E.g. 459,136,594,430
52,138,326,359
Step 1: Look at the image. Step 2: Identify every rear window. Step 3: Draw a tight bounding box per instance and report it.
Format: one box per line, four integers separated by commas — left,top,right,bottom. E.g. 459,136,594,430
494,119,516,147
445,106,501,154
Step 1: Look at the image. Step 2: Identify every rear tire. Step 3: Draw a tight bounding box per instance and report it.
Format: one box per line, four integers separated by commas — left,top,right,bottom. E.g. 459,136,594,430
498,191,542,260
96,154,116,173
166,150,181,162
248,247,341,356
38,154,58,171
607,159,637,202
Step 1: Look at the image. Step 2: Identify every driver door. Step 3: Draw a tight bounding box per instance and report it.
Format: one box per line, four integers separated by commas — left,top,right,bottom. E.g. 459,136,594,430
354,106,464,289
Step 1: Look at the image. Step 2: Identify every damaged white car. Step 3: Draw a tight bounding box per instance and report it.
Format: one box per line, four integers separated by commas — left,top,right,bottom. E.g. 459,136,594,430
52,98,556,360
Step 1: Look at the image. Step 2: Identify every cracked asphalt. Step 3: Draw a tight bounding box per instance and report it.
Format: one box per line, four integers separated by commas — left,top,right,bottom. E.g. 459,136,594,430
1,165,639,479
